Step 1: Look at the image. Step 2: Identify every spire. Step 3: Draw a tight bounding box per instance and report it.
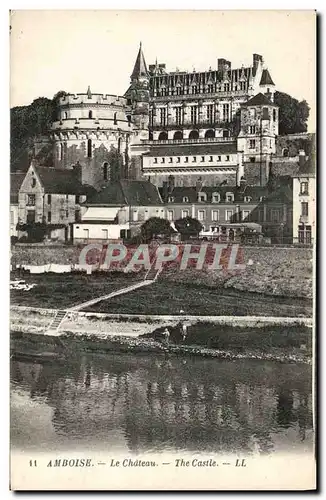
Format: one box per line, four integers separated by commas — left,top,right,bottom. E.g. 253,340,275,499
131,42,148,80
260,69,275,86
87,85,92,98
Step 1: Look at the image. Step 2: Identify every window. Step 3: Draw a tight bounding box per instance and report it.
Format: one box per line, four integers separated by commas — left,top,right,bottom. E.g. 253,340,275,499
83,229,89,240
64,111,68,119
127,115,132,126
47,194,51,204
114,112,117,125
300,182,309,195
27,194,35,206
198,210,206,221
177,157,180,163
201,156,205,162
169,157,173,163
102,229,108,240
211,210,219,221
144,210,149,221
242,210,250,221
103,162,109,181
161,158,165,164
217,156,221,162
222,103,229,121
65,210,69,218
66,194,69,200
212,192,220,203
27,210,35,223
182,196,189,203
46,211,51,223
192,86,198,95
175,107,182,125
87,139,92,158
226,192,234,202
262,107,269,120
168,196,174,203
185,157,188,163
301,202,309,217
226,155,230,161
176,87,182,95
249,108,256,119
59,143,64,161
198,192,207,202
167,210,174,221
181,210,189,218
206,104,214,122
250,157,256,163
273,109,277,121
283,148,289,157
226,210,233,221
75,210,81,222
249,125,256,134
240,81,246,91
154,158,158,164
192,156,197,162
132,210,138,222
31,178,36,188
191,106,198,124
88,110,93,119
271,209,280,222
249,139,256,150
207,84,214,93
224,83,230,92
244,196,252,203
160,108,167,126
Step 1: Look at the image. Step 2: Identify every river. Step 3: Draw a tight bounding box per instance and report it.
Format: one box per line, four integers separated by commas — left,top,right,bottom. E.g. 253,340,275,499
10,352,314,456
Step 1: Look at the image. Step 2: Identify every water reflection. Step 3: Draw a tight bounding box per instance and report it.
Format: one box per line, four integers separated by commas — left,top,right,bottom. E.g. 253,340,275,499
10,353,313,454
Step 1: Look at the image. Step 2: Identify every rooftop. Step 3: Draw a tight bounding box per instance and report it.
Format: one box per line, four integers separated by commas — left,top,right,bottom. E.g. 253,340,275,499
86,180,163,206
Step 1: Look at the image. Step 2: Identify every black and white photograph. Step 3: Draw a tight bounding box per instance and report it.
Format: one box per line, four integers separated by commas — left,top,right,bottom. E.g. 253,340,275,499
9,9,316,491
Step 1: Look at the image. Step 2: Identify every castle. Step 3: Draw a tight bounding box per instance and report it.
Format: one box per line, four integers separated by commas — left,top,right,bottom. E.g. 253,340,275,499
34,44,295,191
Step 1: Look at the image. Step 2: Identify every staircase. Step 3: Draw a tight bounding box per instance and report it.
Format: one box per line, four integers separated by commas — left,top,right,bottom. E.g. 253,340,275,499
44,310,67,335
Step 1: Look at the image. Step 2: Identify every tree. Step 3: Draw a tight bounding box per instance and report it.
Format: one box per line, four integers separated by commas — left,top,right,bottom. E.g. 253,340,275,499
274,91,310,135
174,217,202,237
141,217,172,241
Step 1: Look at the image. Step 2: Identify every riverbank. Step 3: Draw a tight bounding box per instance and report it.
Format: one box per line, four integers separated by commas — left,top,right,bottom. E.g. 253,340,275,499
11,306,313,364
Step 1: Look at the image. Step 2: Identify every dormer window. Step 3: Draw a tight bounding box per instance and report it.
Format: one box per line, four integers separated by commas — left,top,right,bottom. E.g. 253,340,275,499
212,192,220,203
161,158,165,164
198,192,207,202
169,157,173,163
300,182,309,195
224,83,230,92
183,196,189,203
259,196,264,202
154,158,158,163
209,156,213,162
226,192,234,203
226,155,230,161
217,156,221,162
192,156,197,162
201,156,205,162
168,196,174,203
244,196,252,203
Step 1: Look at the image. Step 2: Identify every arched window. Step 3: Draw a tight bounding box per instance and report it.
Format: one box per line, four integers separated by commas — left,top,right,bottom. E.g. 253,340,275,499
103,162,109,181
114,112,118,125
87,139,92,158
88,110,93,119
283,148,289,157
212,192,220,203
182,196,189,203
158,131,168,140
173,131,183,140
189,130,199,140
205,129,215,139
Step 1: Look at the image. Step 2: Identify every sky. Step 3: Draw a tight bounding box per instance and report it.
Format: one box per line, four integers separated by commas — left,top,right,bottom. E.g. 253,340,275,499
10,10,316,131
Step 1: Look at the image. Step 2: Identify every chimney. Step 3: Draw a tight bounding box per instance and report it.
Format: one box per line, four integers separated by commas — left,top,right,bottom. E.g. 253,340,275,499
162,181,168,201
195,176,203,193
168,174,175,193
217,58,231,72
299,149,306,169
253,53,263,72
239,177,247,192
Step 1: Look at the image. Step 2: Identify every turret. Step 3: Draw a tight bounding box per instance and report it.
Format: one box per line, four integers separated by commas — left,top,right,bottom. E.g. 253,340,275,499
127,42,150,133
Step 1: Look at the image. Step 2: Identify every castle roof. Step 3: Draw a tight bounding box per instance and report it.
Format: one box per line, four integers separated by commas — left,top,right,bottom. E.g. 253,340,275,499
33,166,96,196
10,172,25,203
131,43,148,80
86,180,163,206
162,185,268,204
260,69,275,86
242,92,275,107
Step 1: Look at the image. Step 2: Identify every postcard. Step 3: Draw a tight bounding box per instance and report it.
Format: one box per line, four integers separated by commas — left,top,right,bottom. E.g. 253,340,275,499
10,9,316,491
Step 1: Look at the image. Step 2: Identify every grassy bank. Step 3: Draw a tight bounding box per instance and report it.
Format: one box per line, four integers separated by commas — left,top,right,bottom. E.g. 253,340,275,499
84,280,312,317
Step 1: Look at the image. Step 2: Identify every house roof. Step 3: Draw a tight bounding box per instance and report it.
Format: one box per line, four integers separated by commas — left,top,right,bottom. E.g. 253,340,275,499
86,180,163,206
131,43,148,79
10,172,25,203
242,92,275,107
260,69,275,86
162,185,268,204
34,166,96,196
145,142,238,157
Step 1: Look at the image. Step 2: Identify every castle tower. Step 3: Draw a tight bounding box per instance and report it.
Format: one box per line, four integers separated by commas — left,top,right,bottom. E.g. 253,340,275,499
50,89,134,188
237,93,279,186
127,43,150,135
